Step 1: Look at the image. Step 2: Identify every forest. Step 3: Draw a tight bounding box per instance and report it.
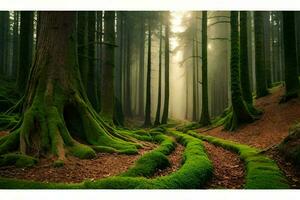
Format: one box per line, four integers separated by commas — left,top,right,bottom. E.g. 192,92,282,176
0,10,300,189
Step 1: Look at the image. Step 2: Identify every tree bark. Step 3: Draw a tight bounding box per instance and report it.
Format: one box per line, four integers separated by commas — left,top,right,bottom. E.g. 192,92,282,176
0,12,138,164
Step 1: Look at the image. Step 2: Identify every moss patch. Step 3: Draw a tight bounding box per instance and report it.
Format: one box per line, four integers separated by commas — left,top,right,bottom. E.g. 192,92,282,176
0,153,37,168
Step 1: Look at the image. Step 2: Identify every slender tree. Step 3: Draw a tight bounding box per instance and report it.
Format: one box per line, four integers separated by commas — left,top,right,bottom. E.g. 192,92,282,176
281,11,300,102
254,11,269,98
0,12,137,164
144,22,152,127
101,11,115,119
138,17,146,117
0,11,10,75
240,11,261,115
12,11,20,78
154,23,163,126
161,12,170,124
199,11,211,126
224,11,254,131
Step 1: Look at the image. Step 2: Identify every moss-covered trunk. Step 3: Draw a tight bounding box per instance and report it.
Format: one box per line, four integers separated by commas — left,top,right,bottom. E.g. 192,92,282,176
282,11,300,102
0,12,138,165
199,11,210,126
224,12,254,131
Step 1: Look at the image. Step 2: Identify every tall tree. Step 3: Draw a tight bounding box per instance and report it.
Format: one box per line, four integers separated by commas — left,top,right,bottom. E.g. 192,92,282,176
199,11,211,126
87,12,99,111
254,11,269,98
12,11,20,78
161,12,170,125
138,16,146,118
281,11,300,102
240,11,261,115
154,23,163,126
0,11,10,75
224,11,254,131
101,11,115,119
144,21,152,127
0,12,137,164
17,11,34,94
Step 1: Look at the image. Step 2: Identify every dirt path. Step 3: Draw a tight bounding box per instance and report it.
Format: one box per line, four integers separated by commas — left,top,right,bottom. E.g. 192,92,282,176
203,142,245,189
0,143,156,183
198,86,300,149
153,143,185,177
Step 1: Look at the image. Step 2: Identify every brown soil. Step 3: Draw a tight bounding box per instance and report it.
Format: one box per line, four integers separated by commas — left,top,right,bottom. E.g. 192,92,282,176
203,142,245,189
153,143,185,177
265,147,300,189
0,143,156,183
198,86,300,149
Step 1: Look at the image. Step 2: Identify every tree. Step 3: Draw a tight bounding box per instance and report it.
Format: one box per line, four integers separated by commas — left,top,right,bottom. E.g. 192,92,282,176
144,21,152,127
161,12,170,125
240,11,261,115
224,11,254,131
12,11,20,78
87,12,99,111
154,23,163,126
101,11,115,119
138,16,146,118
281,11,300,102
17,11,34,94
254,11,269,98
199,11,211,126
0,12,138,165
0,11,10,75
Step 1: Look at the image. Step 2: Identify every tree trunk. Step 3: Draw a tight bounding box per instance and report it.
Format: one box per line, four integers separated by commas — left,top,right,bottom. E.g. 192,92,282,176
199,11,211,126
154,23,163,126
254,11,269,98
12,11,20,78
87,12,99,111
17,11,33,94
224,11,254,131
281,11,300,102
0,11,10,75
138,17,145,118
144,22,152,127
101,11,115,119
161,12,170,125
0,12,138,164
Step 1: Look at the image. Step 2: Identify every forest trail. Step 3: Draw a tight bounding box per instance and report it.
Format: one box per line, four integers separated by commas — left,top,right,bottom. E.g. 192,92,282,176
203,141,245,189
195,85,300,188
198,85,300,149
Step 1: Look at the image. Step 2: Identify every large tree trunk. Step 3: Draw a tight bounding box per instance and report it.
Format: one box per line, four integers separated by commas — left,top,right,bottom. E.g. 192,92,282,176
17,11,34,94
281,11,300,102
0,12,138,165
199,11,211,126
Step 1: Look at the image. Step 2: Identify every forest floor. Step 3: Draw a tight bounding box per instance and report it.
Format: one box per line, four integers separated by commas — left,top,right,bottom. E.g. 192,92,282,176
1,85,300,188
196,85,300,188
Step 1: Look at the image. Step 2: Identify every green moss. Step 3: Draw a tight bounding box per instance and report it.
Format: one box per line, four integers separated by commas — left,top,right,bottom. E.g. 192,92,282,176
68,143,96,159
0,130,213,189
187,131,289,189
120,151,170,178
0,153,37,168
